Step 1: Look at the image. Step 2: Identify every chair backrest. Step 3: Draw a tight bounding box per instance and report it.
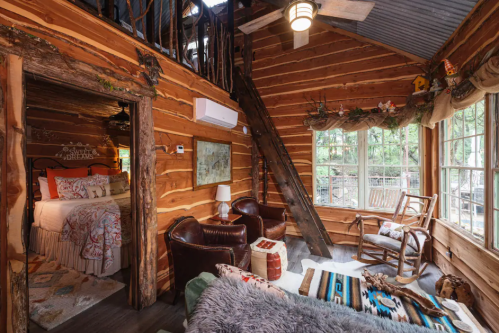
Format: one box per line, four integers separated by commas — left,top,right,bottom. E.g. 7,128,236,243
232,197,259,216
168,216,205,245
398,193,438,230
369,188,401,210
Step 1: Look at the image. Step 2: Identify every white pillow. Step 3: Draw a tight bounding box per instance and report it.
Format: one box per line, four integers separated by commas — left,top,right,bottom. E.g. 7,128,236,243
86,182,125,199
38,177,50,201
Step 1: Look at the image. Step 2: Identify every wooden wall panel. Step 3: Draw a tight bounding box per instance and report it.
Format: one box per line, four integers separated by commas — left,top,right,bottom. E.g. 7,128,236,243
245,19,424,245
0,0,253,301
429,3,499,330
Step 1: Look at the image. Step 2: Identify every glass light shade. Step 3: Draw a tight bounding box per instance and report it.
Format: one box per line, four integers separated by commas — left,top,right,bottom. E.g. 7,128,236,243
287,1,315,32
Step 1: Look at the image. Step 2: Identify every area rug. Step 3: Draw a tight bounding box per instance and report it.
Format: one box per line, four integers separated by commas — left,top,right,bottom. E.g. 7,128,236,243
28,253,125,330
186,276,435,333
272,259,425,295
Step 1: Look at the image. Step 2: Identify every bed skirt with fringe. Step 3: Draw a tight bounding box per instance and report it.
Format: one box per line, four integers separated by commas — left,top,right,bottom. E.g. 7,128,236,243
29,225,130,277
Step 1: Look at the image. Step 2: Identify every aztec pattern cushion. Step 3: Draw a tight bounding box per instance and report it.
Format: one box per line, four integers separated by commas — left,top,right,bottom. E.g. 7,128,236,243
378,222,425,251
55,175,101,200
216,264,286,298
109,171,130,191
86,182,126,199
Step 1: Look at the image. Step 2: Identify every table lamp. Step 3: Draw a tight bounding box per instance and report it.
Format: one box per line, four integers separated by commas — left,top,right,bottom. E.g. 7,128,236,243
216,185,231,218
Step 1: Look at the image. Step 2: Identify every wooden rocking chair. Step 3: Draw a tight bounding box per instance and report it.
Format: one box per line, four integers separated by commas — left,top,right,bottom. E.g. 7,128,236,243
348,191,438,284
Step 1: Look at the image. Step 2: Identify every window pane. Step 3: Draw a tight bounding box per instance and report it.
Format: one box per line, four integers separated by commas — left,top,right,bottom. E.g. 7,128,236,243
495,172,499,209
452,110,463,138
441,99,485,243
367,125,421,210
463,106,476,137
368,145,383,165
368,127,383,145
495,210,499,249
316,131,329,145
316,147,329,164
384,145,401,165
314,129,358,208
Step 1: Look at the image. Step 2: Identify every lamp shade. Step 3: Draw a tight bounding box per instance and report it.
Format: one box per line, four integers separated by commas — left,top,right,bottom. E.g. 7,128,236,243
215,185,231,201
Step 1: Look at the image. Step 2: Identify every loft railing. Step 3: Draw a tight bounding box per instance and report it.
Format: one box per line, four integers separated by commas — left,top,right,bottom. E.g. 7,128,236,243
71,0,235,94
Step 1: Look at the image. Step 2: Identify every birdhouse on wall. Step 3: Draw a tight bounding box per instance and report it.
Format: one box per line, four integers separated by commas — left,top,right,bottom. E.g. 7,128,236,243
412,75,430,95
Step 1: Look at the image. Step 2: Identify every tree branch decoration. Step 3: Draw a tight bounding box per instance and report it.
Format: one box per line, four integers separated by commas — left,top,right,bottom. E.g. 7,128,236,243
136,48,164,86
362,269,448,318
305,92,332,118
126,0,155,38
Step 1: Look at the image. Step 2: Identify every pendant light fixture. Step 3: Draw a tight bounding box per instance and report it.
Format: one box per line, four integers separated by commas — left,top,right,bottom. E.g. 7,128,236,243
109,101,130,130
284,0,319,32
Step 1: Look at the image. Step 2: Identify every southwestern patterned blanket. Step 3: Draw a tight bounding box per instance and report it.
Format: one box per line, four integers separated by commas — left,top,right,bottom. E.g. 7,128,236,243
61,197,131,269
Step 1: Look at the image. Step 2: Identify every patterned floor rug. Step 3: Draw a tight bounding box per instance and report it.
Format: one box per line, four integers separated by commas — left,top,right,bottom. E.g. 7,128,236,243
28,253,125,330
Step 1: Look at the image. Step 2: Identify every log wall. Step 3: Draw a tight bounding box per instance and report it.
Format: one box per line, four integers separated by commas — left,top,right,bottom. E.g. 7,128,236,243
430,2,499,331
238,14,425,244
0,0,252,305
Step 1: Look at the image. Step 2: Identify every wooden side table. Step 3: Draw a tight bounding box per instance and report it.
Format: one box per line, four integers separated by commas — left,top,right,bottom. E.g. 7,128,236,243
209,214,242,225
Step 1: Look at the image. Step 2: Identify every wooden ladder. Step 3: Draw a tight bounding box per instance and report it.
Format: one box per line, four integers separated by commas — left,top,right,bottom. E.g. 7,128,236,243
233,68,333,258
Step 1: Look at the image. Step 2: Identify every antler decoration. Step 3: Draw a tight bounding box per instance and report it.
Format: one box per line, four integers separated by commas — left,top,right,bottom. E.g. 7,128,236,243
362,269,448,317
347,214,361,233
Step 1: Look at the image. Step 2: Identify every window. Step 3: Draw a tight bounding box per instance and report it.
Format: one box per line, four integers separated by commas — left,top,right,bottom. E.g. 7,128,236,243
119,149,131,174
440,100,485,241
314,124,422,210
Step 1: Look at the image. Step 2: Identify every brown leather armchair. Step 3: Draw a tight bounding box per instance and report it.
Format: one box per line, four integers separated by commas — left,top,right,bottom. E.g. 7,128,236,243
231,197,287,244
168,216,251,291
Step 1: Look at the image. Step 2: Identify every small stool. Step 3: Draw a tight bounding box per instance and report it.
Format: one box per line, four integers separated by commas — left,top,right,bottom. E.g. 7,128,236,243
250,237,287,281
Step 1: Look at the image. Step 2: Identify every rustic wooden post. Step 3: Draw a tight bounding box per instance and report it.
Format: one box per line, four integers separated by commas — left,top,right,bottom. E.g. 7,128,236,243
146,0,156,45
105,0,115,20
227,0,235,92
0,54,28,333
242,0,252,78
129,98,158,309
197,18,206,76
176,0,183,63
251,139,259,200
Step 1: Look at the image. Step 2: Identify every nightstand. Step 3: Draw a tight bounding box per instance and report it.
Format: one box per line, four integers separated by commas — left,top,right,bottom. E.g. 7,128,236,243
210,214,242,225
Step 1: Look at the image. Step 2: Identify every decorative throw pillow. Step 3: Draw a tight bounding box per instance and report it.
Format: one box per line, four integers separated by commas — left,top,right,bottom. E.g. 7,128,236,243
94,173,110,185
86,182,125,199
90,166,121,176
109,171,130,190
38,177,51,201
216,264,286,298
378,222,426,251
54,175,99,200
46,167,88,199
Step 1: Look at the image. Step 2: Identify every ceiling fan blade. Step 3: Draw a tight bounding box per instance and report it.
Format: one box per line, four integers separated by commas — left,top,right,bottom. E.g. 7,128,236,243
316,0,375,21
294,30,309,49
238,9,284,34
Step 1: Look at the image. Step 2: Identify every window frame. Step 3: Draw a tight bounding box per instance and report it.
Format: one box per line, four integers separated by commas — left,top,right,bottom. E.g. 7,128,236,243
312,125,423,212
119,148,131,174
438,95,499,252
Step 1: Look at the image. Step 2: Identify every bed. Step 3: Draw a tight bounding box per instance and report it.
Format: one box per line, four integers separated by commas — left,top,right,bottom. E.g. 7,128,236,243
28,158,131,277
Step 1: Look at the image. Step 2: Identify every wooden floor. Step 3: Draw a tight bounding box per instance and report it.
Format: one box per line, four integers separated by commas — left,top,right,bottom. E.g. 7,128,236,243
29,237,483,333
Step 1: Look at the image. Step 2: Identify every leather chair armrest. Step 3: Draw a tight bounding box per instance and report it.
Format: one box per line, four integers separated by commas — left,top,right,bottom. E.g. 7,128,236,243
201,224,247,245
258,204,286,221
233,214,264,244
170,240,235,290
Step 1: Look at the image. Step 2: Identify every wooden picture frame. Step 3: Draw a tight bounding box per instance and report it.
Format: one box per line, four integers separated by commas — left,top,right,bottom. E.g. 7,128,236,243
193,136,233,190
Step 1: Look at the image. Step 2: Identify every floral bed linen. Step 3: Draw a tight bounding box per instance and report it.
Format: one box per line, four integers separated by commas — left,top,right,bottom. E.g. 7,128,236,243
61,197,131,269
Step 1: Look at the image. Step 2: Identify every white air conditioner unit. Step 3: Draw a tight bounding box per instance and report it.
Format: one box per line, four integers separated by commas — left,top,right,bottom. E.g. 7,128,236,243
194,98,238,129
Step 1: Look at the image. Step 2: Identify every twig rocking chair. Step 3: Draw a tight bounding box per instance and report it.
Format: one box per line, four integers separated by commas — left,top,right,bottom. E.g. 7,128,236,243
348,192,438,284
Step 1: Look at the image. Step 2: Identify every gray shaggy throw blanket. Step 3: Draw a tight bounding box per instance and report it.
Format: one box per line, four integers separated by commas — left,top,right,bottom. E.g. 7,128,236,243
187,277,436,333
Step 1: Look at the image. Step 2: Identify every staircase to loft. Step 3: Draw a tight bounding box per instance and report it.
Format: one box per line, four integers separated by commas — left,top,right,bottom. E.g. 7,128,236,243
233,68,333,258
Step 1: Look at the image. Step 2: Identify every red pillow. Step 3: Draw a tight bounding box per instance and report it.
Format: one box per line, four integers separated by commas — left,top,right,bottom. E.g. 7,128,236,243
91,166,121,176
46,167,89,199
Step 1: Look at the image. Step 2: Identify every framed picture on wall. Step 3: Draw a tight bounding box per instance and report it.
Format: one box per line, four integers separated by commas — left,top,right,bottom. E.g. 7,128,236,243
193,136,233,190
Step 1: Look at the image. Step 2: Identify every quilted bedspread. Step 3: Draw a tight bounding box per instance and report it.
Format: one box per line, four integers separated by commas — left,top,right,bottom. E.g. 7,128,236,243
61,197,131,269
